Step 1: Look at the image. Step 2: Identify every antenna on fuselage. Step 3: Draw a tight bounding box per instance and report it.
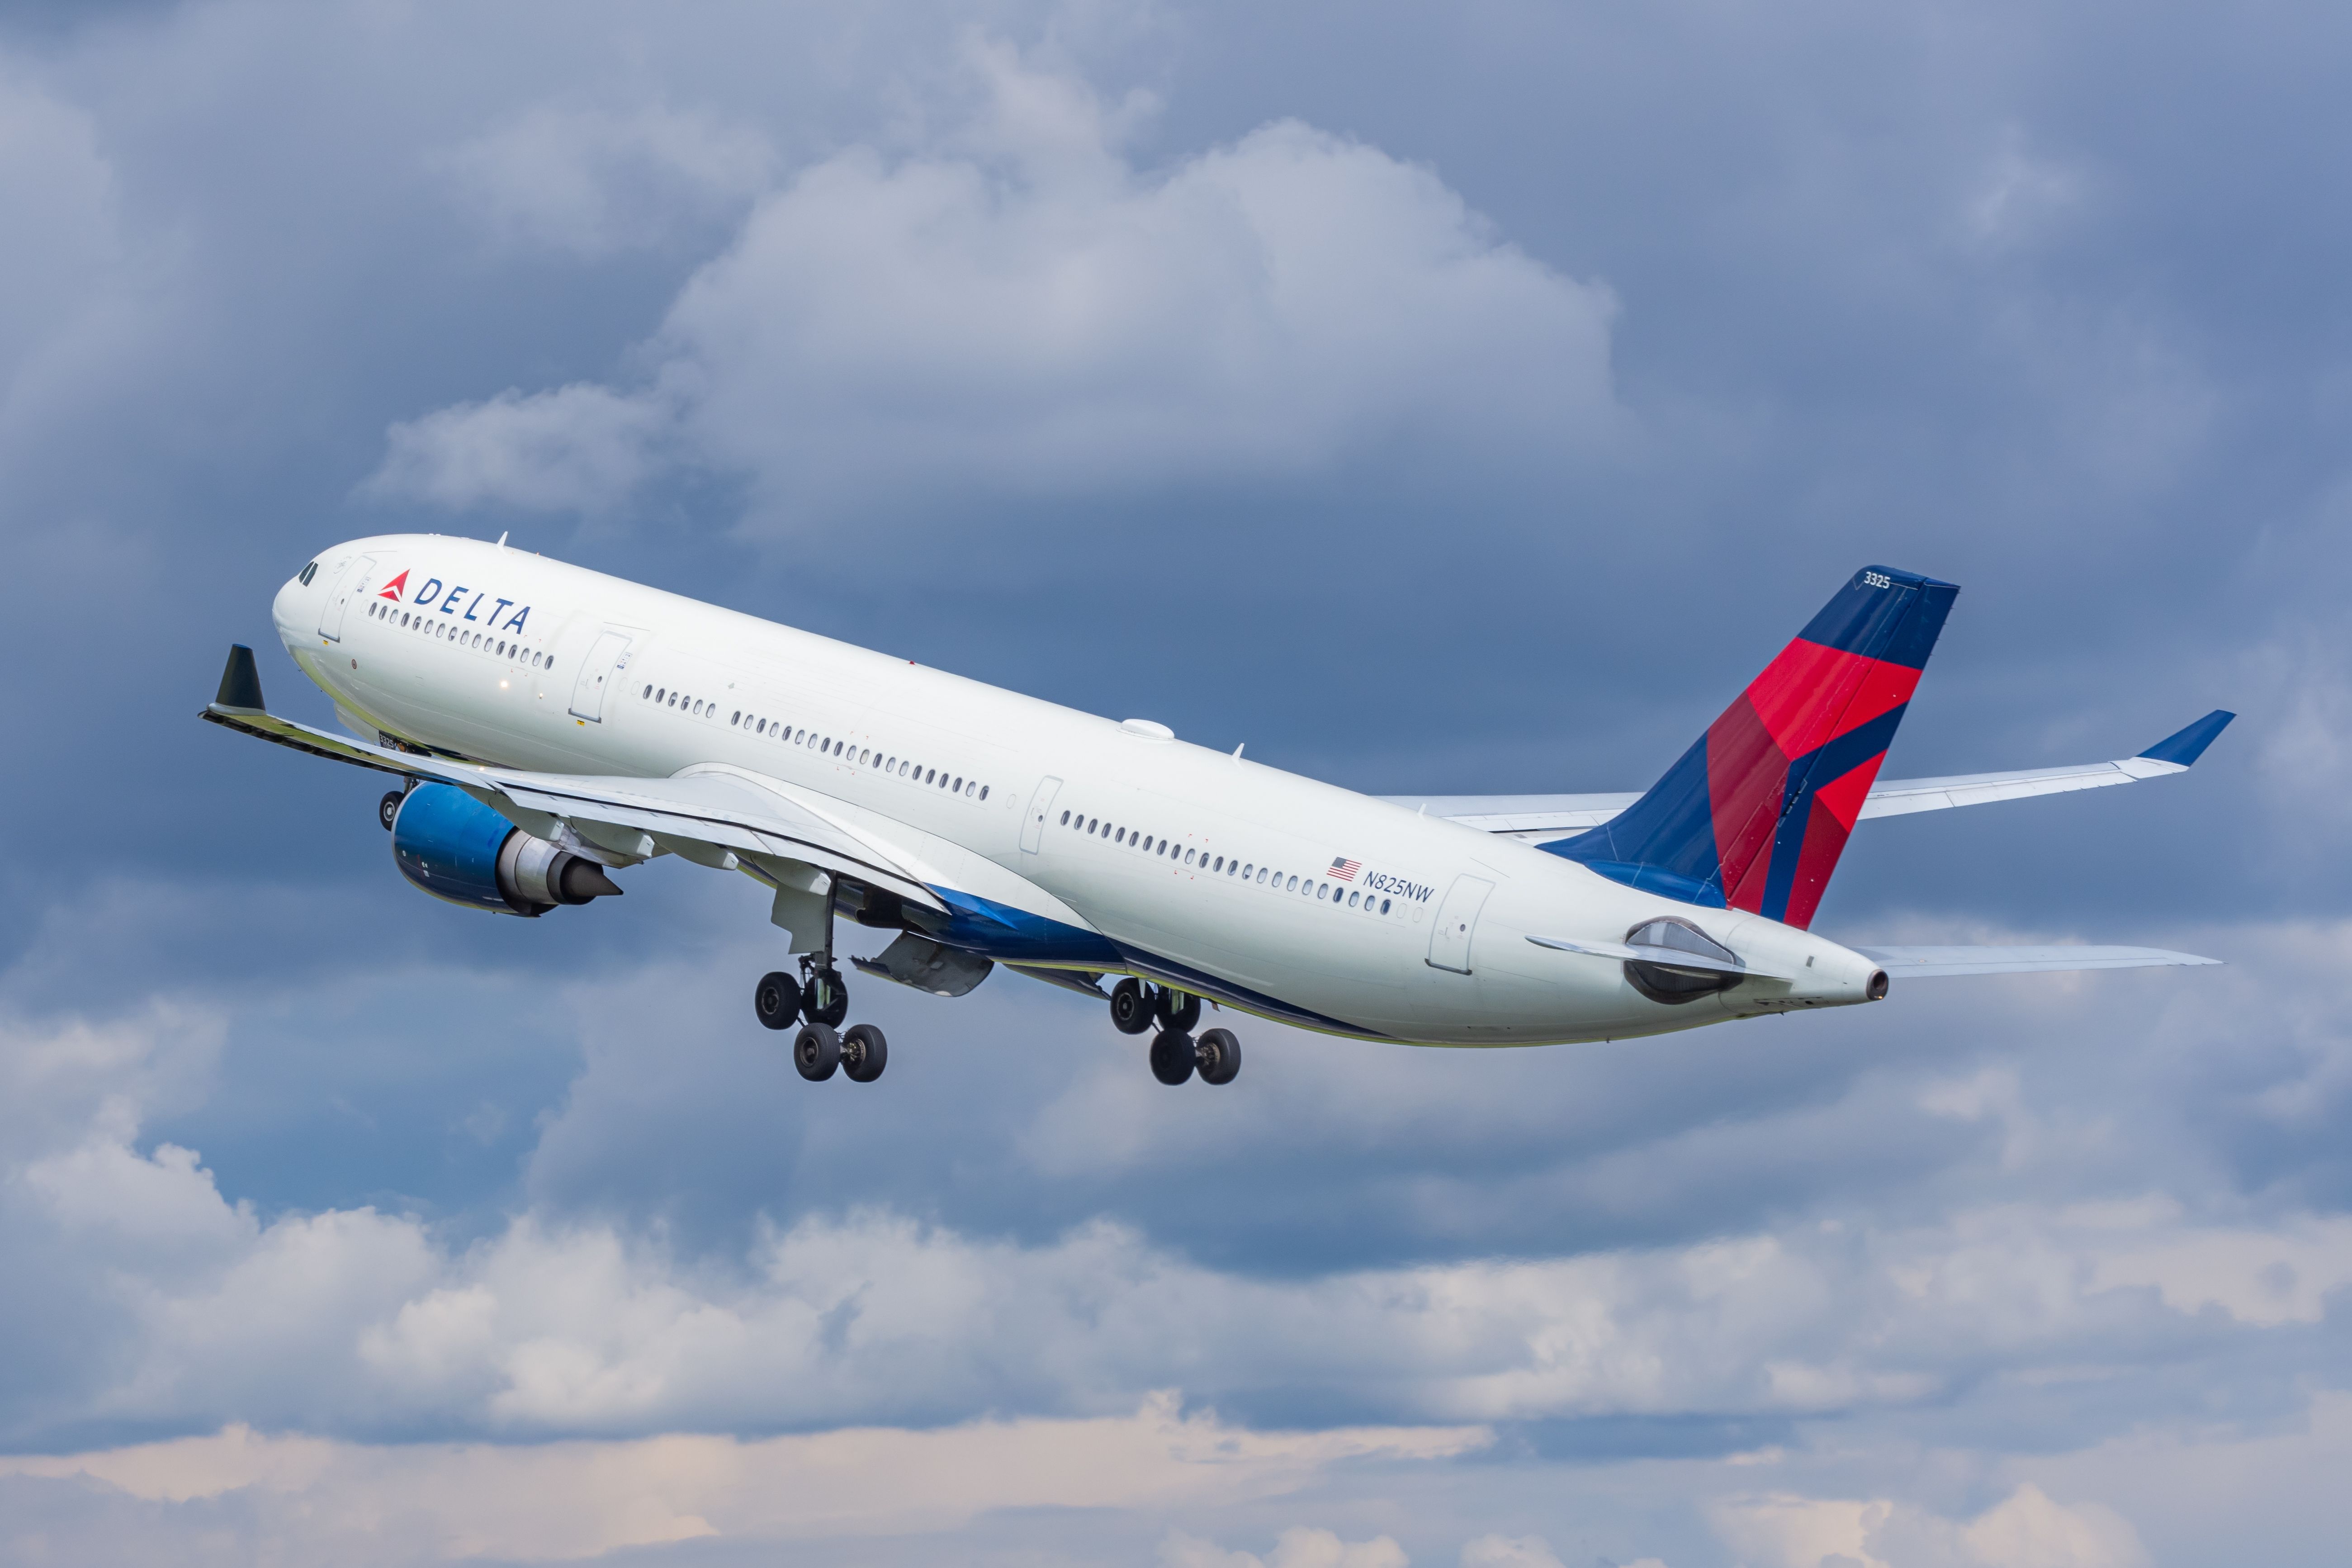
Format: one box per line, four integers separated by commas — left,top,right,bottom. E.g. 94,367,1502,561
496,531,508,550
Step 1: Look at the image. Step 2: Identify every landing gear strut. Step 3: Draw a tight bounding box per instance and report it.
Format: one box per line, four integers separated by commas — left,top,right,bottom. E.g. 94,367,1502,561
1115,982,1239,1086
760,888,883,1081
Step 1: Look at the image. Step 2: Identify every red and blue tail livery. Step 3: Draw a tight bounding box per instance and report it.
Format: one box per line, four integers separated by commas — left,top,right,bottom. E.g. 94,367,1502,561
1549,566,1959,928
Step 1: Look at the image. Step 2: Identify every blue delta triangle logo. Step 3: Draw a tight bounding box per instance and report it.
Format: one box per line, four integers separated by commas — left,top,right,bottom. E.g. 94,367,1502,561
378,569,409,601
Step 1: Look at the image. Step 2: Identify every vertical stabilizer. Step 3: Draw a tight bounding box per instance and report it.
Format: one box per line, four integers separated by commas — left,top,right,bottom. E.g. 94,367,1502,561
1547,566,1958,928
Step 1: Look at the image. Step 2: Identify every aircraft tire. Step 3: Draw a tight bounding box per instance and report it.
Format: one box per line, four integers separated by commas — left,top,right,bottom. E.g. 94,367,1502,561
1195,1028,1240,1085
378,790,403,831
842,1023,888,1083
794,1022,841,1081
1109,978,1154,1035
1154,988,1202,1033
754,971,801,1031
802,968,849,1028
1149,1029,1195,1086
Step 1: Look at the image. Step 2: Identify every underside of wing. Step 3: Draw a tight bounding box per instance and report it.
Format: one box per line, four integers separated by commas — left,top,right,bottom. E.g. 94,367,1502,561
1399,711,2234,842
1850,944,2221,977
202,673,945,912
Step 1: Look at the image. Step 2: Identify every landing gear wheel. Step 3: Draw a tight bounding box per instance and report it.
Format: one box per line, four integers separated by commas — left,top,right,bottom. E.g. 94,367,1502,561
378,790,403,831
1109,978,1154,1035
754,971,801,1031
793,1022,841,1080
802,967,848,1028
1149,1029,1196,1085
1195,1028,1241,1085
842,1023,889,1083
1154,988,1202,1033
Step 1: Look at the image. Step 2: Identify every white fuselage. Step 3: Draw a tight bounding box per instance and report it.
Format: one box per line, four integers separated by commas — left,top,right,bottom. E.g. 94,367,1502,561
275,535,1884,1045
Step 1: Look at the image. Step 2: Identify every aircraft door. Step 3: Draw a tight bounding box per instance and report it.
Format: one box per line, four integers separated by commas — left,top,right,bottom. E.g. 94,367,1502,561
1425,874,1495,974
568,630,633,721
316,554,379,642
1021,776,1062,853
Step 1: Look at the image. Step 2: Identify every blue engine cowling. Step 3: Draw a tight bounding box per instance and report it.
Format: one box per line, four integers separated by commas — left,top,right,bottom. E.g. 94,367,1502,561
391,783,623,916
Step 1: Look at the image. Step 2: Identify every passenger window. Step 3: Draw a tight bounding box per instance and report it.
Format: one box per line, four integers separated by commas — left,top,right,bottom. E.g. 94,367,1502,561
1348,891,1359,907
952,776,963,791
1060,811,1070,825
1114,828,1125,844
1286,876,1297,892
980,786,989,801
1380,898,1391,914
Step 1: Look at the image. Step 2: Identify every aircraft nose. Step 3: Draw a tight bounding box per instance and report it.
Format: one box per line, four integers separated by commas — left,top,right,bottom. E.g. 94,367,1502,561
272,576,298,635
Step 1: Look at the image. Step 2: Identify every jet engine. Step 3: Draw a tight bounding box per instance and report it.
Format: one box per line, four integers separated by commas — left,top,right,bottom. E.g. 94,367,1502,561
390,782,623,916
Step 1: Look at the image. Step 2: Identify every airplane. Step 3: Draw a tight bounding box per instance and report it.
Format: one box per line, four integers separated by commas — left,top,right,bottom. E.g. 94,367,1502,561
202,540,2231,1087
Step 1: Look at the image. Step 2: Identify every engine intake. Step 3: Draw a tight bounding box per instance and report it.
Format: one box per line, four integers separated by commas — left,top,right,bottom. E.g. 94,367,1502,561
391,783,623,916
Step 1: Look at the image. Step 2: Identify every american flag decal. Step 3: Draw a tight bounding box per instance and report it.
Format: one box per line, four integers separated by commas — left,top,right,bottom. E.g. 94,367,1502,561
1329,857,1361,882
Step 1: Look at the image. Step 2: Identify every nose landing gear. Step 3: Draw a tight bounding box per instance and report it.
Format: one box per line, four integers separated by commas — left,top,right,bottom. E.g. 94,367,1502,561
1115,981,1239,1086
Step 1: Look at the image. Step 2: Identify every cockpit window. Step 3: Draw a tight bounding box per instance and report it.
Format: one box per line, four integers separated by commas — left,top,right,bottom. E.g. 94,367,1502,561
298,561,318,586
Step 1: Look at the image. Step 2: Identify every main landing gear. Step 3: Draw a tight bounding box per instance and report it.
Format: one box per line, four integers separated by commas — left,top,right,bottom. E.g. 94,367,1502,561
754,917,887,1083
1111,978,1240,1087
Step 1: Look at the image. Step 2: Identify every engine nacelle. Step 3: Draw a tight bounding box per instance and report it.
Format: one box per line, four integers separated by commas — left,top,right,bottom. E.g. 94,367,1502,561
390,783,623,916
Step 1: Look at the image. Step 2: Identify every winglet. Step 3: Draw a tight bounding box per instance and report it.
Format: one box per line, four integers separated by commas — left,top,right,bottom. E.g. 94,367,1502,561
2137,710,2233,767
213,644,266,712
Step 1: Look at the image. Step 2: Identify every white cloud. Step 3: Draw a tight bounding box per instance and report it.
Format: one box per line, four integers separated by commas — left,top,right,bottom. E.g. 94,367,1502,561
1711,1483,2146,1568
370,37,1619,528
369,382,673,517
1458,1535,1570,1568
0,1398,1472,1563
5,985,2345,1445
1163,1525,1410,1568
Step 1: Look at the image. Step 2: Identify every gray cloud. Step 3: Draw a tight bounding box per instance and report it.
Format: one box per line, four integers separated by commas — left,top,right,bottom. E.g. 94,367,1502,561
0,0,2348,1561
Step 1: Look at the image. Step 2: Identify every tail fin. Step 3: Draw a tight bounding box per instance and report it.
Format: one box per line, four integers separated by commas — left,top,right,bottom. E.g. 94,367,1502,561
1548,566,1958,928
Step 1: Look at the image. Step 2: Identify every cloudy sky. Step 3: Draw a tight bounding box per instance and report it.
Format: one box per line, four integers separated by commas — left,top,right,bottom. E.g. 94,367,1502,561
2,1,2348,1563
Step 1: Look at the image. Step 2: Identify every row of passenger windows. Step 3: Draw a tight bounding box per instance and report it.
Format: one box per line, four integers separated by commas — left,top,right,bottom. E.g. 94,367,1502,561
1056,810,1395,916
635,685,992,801
369,600,548,668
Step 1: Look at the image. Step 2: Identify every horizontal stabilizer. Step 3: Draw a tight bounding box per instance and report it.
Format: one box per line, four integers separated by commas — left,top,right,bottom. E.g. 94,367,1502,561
1527,933,1793,981
1850,944,2220,978
1397,710,2236,837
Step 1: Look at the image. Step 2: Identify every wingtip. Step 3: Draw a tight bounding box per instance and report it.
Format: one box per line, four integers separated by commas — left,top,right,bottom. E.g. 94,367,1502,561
2137,709,2234,767
213,644,266,713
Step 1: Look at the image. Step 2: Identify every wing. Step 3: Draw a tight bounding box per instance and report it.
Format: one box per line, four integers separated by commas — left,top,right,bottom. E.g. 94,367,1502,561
201,650,945,912
1851,944,2220,977
1390,711,2234,841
